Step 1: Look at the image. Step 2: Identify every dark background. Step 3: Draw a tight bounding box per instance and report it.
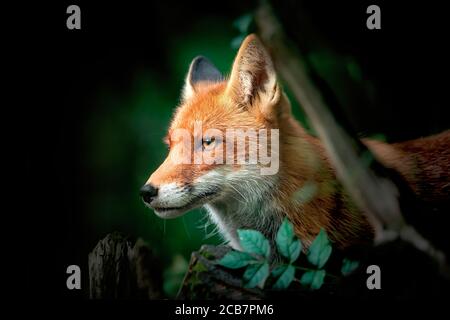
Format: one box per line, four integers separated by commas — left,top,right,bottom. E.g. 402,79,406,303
14,0,449,299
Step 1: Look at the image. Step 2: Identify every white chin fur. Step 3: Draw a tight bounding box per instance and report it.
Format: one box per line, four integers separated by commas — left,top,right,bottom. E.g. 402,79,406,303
153,208,188,219
148,179,220,218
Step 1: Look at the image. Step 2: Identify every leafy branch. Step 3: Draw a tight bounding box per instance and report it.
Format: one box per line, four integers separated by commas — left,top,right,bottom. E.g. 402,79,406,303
217,218,359,290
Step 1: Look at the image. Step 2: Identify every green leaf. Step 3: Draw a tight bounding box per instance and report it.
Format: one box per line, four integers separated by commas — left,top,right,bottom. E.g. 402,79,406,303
243,262,270,289
300,270,326,290
230,35,245,50
232,13,253,33
276,218,294,259
307,229,332,268
311,270,326,290
300,270,314,286
341,258,360,276
317,244,332,269
238,229,270,258
271,265,287,278
276,218,302,262
272,265,295,289
218,250,256,269
288,239,302,263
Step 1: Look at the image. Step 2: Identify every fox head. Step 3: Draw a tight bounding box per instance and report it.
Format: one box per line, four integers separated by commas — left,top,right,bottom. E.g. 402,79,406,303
141,34,294,223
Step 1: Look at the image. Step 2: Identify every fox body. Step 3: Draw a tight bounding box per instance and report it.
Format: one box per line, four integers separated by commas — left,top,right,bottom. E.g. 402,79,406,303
141,34,450,251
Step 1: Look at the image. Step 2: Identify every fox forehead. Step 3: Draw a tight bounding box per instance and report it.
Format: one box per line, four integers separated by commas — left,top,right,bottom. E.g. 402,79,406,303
169,82,267,134
171,82,228,130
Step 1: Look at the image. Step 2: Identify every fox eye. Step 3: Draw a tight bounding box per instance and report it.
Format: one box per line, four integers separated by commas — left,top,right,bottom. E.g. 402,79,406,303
202,136,216,149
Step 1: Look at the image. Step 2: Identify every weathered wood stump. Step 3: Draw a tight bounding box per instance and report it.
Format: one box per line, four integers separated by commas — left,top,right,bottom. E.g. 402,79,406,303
88,233,449,299
88,232,163,299
177,245,263,299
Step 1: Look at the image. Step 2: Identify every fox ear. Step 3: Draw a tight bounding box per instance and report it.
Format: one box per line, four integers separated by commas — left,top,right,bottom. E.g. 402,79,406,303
226,34,280,113
182,56,223,101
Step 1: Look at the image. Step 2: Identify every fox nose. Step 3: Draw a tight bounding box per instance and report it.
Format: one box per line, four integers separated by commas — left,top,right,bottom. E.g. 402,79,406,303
140,184,158,204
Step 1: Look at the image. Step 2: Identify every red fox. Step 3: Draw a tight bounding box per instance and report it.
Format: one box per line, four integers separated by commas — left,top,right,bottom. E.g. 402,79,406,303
141,34,450,251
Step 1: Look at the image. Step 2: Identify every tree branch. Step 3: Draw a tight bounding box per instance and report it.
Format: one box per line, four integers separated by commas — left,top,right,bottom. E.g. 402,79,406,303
254,2,449,278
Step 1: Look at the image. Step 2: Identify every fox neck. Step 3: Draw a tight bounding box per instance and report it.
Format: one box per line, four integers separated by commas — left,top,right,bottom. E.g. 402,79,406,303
204,197,283,250
204,171,284,250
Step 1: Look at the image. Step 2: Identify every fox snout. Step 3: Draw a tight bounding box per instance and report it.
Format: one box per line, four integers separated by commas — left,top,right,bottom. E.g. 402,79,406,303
139,181,190,219
140,173,221,218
